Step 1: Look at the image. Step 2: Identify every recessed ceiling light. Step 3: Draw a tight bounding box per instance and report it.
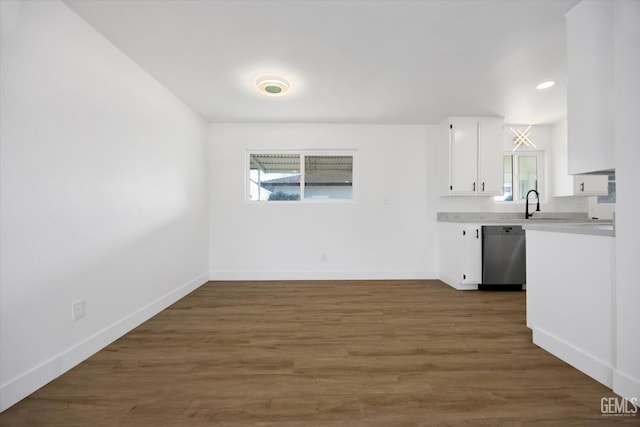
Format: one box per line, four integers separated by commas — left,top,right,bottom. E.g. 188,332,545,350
536,81,555,90
256,75,289,96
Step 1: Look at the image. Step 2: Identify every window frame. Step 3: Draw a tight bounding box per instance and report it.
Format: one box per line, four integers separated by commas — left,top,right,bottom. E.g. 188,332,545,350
494,150,546,203
246,149,358,203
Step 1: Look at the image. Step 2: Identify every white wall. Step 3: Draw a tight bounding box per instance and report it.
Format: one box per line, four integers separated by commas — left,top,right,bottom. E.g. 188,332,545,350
209,124,437,280
208,122,587,283
612,0,640,402
550,119,570,197
0,0,209,411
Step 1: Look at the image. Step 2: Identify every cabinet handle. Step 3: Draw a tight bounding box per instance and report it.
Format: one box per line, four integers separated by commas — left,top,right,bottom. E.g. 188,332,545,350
482,182,485,192
476,229,479,239
580,182,585,192
463,230,466,236
472,182,476,191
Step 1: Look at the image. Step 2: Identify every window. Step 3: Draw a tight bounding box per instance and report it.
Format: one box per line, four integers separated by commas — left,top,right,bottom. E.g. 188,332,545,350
495,152,544,202
248,152,355,202
303,155,353,200
249,153,300,201
597,173,616,204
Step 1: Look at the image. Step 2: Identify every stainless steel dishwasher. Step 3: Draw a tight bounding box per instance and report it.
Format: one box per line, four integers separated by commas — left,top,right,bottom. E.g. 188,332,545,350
481,225,526,287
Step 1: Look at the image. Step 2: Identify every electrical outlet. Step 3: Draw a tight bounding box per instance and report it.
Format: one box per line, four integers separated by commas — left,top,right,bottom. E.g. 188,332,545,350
72,299,84,321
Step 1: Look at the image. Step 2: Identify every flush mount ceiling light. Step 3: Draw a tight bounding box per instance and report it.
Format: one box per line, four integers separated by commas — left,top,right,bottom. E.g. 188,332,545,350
256,75,289,96
536,81,555,90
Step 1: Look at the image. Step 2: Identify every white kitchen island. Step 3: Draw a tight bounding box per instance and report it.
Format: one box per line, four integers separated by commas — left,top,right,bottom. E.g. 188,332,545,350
523,222,616,388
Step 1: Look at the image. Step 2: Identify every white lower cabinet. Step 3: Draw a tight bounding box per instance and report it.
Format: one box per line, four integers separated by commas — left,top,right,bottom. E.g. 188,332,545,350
526,229,615,388
438,223,482,290
462,226,482,284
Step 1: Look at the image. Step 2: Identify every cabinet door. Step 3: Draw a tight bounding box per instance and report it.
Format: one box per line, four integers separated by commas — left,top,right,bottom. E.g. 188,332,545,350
573,175,608,196
462,226,482,284
450,118,478,195
477,118,504,195
566,0,614,174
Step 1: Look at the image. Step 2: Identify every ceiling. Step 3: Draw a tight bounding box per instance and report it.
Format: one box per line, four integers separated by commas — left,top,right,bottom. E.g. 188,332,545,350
63,0,579,125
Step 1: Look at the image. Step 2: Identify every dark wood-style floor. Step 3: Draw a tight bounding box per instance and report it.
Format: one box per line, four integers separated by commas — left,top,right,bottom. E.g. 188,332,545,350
0,280,633,426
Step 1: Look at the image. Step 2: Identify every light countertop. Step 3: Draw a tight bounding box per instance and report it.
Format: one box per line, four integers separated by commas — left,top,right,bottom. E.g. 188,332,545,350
521,222,614,237
437,212,614,237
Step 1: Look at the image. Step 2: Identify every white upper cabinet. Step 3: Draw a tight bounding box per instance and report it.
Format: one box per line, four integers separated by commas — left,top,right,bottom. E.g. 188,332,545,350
572,175,608,196
477,118,504,195
552,119,608,197
449,117,478,195
439,116,503,196
566,0,615,174
556,173,608,197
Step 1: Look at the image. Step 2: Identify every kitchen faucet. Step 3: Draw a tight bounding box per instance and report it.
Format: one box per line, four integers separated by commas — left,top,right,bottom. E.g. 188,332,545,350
525,189,540,219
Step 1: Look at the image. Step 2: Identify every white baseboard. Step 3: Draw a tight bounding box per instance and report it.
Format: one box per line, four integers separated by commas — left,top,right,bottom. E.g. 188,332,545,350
209,270,438,281
532,328,614,388
614,370,640,403
438,272,478,290
0,272,209,413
